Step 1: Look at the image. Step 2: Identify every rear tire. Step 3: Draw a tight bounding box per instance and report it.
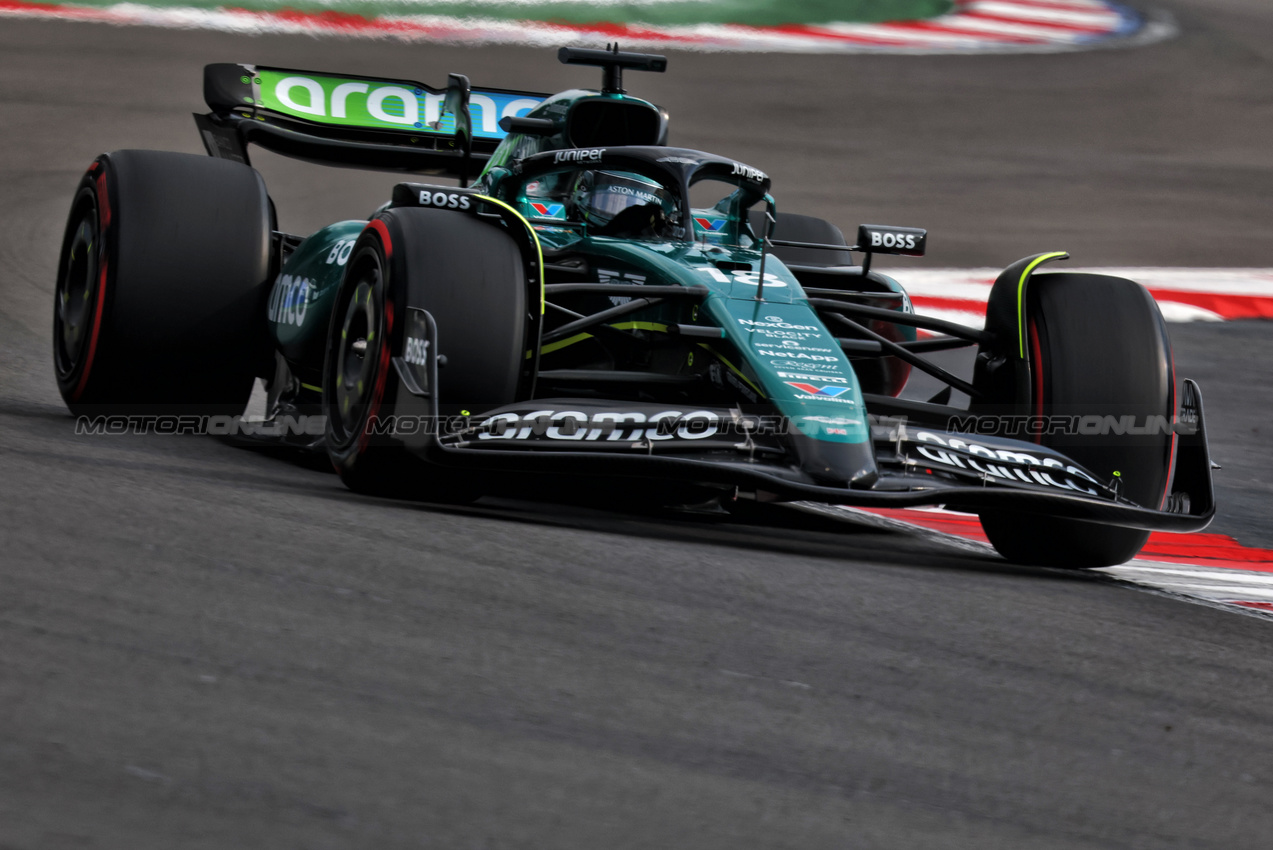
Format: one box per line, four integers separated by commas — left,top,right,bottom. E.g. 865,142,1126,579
323,207,528,501
53,151,272,416
979,274,1176,567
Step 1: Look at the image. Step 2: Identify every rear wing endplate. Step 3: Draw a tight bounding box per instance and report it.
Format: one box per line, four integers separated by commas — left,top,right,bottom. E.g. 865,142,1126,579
194,64,548,178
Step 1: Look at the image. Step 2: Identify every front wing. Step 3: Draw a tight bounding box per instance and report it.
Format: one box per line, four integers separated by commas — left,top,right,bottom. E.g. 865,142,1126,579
392,315,1213,532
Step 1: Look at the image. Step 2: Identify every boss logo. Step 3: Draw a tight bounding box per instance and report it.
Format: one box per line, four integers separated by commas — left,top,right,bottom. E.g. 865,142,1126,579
418,190,472,210
872,231,917,250
857,224,927,256
404,336,430,366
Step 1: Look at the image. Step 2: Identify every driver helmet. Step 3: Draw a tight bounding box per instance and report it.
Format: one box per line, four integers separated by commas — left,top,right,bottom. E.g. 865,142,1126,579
573,170,677,237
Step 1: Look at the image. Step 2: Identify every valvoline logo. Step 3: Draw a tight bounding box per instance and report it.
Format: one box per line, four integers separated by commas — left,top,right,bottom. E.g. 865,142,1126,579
694,217,726,232
785,382,851,398
530,202,565,218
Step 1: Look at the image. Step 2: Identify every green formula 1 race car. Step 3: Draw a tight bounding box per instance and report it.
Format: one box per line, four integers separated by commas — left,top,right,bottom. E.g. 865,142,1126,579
52,47,1215,567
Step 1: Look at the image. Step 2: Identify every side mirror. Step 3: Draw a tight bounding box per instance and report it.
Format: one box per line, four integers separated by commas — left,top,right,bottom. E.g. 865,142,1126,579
762,194,779,241
498,115,556,136
755,194,778,301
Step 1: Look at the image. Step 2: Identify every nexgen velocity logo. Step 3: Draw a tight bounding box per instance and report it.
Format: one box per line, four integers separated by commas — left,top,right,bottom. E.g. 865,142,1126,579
785,382,850,398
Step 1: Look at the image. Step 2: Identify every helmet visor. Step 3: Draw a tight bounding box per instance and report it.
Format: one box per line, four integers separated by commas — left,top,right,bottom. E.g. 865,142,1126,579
579,172,676,230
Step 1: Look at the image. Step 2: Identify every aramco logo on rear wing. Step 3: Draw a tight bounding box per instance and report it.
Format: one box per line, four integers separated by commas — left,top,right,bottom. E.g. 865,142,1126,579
258,70,543,138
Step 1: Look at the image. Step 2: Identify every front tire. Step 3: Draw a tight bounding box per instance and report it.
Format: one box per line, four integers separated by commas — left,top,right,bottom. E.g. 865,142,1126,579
323,208,528,501
978,273,1176,568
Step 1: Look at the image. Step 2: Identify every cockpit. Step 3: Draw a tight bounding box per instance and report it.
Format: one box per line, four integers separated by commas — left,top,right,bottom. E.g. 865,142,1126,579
518,168,681,240
499,147,773,248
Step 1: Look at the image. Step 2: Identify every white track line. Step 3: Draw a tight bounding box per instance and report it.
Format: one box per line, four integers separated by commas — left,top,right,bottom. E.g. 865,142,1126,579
0,0,1166,53
893,268,1273,328
790,505,1273,619
899,268,1273,297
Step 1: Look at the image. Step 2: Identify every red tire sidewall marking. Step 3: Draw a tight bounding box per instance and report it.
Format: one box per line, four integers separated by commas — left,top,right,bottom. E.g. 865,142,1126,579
1159,347,1178,511
356,218,395,455
366,218,392,259
95,170,111,229
70,166,110,402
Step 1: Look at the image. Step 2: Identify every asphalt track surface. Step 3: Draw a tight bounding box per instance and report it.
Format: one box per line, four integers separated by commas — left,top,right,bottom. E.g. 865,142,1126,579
2,4,1272,846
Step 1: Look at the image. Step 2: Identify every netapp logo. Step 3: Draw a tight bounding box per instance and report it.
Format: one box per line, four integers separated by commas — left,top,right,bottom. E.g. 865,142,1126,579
759,350,838,362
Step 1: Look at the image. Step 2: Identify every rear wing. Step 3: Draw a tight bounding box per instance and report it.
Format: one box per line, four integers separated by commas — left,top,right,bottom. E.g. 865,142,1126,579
194,64,548,181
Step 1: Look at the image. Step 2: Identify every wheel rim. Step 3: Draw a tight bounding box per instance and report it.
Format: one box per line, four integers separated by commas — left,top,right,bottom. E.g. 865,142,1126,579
54,205,100,380
332,257,382,443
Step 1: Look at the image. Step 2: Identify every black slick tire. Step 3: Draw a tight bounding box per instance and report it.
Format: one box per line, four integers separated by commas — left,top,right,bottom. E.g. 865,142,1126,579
53,150,272,416
979,274,1176,568
323,207,527,501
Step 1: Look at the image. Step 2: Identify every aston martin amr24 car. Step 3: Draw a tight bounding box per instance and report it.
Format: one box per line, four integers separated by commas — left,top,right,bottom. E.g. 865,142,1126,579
52,47,1215,567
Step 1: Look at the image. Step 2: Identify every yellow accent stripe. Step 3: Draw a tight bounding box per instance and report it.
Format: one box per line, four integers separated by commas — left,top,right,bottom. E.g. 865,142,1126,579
1017,252,1068,358
526,322,671,359
697,343,765,399
535,332,594,357
300,382,323,394
473,194,545,315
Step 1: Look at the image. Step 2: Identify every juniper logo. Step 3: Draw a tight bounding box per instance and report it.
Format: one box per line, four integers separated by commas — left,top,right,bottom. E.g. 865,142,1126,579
554,148,606,163
730,162,767,182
